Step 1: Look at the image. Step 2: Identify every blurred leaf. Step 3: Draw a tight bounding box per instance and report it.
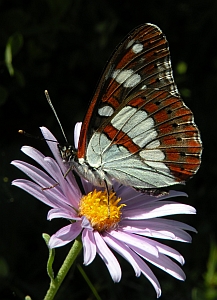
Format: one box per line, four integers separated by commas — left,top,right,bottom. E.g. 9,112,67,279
0,257,9,277
0,86,8,105
14,69,26,87
46,0,72,16
95,19,118,49
192,240,217,300
204,240,217,298
8,33,23,56
180,87,191,98
176,61,188,75
4,32,23,76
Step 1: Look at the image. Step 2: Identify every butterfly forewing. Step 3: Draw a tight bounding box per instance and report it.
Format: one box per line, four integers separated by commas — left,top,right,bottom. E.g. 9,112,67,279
78,23,179,156
76,23,202,189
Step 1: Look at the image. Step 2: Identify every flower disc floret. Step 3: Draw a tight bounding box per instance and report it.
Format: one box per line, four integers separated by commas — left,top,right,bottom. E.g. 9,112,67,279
79,189,125,232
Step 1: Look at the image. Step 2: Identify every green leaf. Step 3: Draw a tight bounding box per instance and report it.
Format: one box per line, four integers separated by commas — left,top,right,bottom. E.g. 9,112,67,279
42,233,55,282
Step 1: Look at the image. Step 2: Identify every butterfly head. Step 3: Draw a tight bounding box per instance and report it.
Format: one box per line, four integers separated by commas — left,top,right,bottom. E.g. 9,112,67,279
58,144,77,163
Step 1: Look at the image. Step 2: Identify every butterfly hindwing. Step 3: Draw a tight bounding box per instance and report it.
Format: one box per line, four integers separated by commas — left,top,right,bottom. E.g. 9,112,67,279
102,89,201,185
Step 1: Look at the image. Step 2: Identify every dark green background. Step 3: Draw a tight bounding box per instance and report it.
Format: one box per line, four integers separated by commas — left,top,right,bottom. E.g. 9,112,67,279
0,0,216,299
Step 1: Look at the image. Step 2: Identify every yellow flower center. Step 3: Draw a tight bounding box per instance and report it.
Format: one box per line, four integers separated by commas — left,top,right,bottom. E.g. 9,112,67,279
78,189,125,232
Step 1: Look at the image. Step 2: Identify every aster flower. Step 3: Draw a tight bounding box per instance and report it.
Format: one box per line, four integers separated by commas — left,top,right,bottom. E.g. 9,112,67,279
11,124,196,298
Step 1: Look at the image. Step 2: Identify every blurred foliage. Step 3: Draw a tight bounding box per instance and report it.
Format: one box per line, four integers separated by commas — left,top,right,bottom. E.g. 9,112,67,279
0,0,216,299
192,240,217,300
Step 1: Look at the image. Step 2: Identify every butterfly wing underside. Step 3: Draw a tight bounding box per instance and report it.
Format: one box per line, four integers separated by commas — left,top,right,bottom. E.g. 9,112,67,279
77,23,202,188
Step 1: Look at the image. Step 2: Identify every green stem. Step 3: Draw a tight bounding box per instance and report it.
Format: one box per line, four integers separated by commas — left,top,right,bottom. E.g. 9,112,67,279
44,238,82,300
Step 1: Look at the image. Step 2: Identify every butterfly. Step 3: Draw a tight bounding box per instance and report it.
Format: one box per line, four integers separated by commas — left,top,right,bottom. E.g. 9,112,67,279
58,23,202,191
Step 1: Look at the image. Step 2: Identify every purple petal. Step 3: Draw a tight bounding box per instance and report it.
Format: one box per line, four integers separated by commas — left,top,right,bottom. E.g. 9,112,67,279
82,229,96,265
109,230,159,257
120,218,195,242
119,191,187,214
45,158,81,205
11,159,74,206
43,157,81,207
40,127,64,171
12,179,50,205
144,238,185,264
12,161,79,211
102,233,141,277
13,149,81,208
71,123,96,195
121,190,187,206
49,222,82,248
40,127,82,200
131,251,162,298
94,231,122,282
47,208,80,221
21,146,60,183
124,235,185,265
11,160,58,190
121,218,196,233
12,179,69,209
133,246,186,281
74,122,82,149
80,178,97,195
103,232,162,297
124,201,196,219
81,216,93,230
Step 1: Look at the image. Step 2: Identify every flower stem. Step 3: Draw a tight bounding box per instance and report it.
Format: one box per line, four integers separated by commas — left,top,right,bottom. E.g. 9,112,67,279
44,238,82,300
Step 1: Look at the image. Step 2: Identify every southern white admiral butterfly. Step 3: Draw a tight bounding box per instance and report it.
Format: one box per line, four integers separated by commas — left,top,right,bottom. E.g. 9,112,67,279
58,23,202,190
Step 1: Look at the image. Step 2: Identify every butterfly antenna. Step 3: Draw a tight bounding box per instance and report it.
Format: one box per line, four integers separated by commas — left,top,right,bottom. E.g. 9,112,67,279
18,130,58,143
44,90,69,144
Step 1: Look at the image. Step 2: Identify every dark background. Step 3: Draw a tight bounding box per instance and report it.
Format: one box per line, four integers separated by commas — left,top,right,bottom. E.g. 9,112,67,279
0,0,216,299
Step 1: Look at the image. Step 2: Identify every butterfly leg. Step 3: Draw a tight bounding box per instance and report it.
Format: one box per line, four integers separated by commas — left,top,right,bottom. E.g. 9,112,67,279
41,166,73,190
104,179,111,218
42,182,59,190
63,166,73,179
